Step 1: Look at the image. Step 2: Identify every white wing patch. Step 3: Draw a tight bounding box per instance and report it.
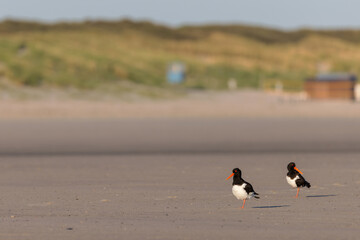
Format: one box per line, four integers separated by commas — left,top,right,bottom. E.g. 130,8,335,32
232,184,252,200
286,175,299,188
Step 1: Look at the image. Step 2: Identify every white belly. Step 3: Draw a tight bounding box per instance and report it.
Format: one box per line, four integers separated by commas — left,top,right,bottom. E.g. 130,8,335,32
286,175,299,188
232,184,250,200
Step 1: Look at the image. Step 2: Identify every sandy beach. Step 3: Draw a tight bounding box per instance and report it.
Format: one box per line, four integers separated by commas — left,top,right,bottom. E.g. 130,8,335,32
0,90,360,119
0,152,359,240
0,91,360,239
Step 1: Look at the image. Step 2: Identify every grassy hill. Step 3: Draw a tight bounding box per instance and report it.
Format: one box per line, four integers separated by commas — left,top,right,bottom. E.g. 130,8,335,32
1,19,360,94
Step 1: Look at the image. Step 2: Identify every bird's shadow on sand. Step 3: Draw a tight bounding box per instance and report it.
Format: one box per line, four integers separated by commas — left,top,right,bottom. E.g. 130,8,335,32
252,205,290,209
306,194,336,198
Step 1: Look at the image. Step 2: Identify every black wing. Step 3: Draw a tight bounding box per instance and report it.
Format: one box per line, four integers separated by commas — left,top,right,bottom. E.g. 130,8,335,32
295,174,311,188
244,181,259,195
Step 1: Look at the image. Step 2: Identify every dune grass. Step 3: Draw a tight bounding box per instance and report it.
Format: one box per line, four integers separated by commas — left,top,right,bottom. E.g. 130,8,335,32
0,20,360,94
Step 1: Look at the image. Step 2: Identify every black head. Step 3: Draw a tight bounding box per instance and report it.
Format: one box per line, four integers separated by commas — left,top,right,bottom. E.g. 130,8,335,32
287,162,296,171
287,162,303,174
226,167,242,180
232,168,242,176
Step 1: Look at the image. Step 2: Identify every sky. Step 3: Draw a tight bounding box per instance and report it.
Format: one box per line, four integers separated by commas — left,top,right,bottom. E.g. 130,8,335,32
1,0,359,30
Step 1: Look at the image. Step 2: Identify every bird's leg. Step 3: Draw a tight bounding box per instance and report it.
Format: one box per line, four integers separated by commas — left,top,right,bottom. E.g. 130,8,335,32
294,187,300,198
241,199,246,209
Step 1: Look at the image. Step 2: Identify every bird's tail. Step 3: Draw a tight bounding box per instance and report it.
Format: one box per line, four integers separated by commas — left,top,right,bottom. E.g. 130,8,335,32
304,181,311,188
253,192,260,199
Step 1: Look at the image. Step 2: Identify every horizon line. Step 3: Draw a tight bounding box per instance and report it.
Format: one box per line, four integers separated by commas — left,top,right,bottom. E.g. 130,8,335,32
1,16,360,32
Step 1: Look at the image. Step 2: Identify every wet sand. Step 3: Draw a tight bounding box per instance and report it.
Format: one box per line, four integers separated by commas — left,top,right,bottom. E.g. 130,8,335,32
1,90,360,239
0,153,359,240
0,117,359,239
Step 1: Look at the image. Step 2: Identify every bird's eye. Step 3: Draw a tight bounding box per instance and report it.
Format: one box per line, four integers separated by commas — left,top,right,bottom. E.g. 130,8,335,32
234,170,237,172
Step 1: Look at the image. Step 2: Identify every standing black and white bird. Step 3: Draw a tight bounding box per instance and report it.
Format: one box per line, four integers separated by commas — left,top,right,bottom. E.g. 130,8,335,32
286,162,311,198
226,168,259,209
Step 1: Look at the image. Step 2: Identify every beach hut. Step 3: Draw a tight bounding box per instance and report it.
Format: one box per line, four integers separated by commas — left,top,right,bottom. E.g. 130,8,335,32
167,62,186,84
304,73,357,100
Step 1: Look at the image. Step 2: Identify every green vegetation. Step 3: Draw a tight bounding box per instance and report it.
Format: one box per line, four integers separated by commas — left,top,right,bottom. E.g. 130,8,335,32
1,19,360,93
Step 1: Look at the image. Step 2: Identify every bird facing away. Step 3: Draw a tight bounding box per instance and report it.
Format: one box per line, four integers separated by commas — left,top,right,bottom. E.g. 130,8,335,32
286,162,311,198
226,168,259,209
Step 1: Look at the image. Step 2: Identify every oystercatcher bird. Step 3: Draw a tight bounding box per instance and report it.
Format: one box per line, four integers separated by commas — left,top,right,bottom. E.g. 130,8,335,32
286,162,311,198
226,168,259,209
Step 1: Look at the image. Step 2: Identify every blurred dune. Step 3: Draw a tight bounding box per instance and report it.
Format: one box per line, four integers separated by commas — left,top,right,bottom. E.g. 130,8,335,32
1,19,360,93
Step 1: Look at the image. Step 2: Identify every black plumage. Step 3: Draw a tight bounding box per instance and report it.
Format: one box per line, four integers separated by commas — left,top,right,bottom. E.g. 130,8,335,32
232,168,260,198
286,162,310,198
227,168,259,209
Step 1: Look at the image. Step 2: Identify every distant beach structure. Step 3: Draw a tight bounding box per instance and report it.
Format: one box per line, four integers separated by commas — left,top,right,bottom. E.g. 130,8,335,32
304,73,357,100
167,62,186,84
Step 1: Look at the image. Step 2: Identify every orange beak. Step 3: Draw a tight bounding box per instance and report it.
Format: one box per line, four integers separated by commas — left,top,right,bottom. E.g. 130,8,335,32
226,173,234,180
294,166,303,174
